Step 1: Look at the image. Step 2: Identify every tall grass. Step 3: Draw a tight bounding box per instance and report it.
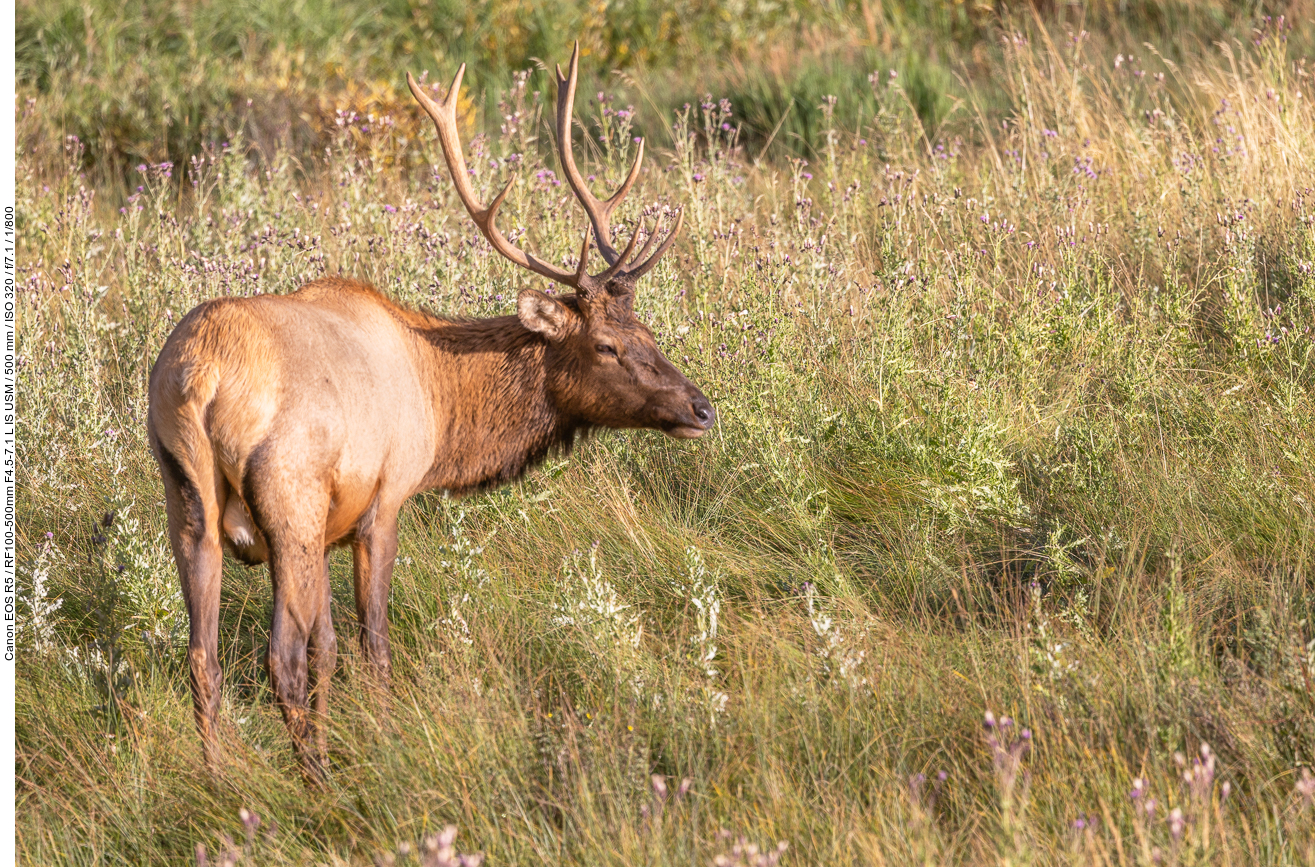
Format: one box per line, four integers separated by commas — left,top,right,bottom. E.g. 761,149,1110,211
17,0,1296,177
14,7,1315,865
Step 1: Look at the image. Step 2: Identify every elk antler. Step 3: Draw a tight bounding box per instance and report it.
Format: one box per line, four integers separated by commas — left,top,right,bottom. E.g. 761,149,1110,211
408,48,683,294
554,42,684,282
407,67,589,289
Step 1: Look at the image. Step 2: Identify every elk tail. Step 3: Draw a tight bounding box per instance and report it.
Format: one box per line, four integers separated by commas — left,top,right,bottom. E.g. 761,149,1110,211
148,336,227,565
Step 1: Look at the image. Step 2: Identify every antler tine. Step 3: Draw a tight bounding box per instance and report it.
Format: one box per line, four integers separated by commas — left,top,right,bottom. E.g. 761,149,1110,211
407,68,580,289
623,208,685,280
555,42,646,267
594,220,644,282
626,217,665,272
573,227,593,284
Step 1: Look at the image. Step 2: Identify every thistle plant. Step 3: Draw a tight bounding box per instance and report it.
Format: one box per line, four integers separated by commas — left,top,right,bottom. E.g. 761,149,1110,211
18,533,63,655
434,507,492,655
804,581,869,691
984,711,1033,864
551,543,645,696
673,546,728,723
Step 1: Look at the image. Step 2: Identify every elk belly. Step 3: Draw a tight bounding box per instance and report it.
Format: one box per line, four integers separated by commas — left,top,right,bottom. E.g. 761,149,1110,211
222,496,269,565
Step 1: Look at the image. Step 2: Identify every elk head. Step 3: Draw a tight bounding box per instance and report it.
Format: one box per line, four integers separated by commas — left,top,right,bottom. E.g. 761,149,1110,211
407,44,715,439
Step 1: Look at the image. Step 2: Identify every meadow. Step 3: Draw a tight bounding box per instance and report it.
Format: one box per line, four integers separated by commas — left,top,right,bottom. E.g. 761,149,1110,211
13,0,1315,863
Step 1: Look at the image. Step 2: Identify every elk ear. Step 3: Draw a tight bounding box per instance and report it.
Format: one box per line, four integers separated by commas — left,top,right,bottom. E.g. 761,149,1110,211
517,288,576,341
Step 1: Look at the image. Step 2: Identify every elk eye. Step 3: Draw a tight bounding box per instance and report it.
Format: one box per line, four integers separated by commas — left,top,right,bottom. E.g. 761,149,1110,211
596,343,618,357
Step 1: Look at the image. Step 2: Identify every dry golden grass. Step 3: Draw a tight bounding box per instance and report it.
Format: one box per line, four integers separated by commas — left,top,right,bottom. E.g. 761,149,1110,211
14,6,1315,865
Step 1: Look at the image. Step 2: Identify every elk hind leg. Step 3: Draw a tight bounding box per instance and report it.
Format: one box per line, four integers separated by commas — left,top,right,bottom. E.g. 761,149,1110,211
154,442,226,769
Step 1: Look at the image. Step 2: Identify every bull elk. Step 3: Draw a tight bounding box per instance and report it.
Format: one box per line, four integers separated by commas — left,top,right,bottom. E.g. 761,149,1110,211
147,44,714,780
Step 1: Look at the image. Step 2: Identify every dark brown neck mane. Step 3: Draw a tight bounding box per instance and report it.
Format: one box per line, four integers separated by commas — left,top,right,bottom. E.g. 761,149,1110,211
413,314,582,495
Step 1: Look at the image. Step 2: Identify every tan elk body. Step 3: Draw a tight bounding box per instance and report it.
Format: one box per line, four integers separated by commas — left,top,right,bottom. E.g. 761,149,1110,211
147,45,713,779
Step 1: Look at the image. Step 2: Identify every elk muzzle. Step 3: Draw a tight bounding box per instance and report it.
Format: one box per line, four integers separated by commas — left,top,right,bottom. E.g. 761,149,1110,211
656,389,716,439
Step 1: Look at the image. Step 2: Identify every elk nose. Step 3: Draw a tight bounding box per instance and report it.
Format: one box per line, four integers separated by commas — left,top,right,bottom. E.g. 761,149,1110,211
692,397,716,428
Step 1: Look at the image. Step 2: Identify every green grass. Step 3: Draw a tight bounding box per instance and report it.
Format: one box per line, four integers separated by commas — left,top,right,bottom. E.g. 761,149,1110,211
16,0,1283,178
14,3,1315,865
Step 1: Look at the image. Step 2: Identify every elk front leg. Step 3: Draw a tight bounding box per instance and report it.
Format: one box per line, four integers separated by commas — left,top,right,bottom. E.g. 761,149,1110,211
307,552,338,764
267,538,332,784
352,511,399,687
